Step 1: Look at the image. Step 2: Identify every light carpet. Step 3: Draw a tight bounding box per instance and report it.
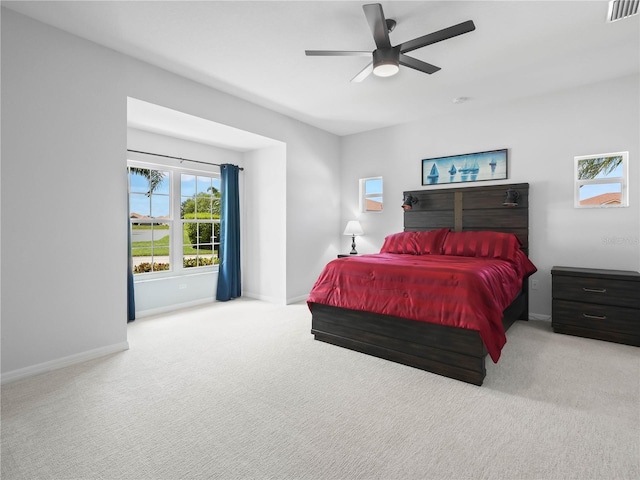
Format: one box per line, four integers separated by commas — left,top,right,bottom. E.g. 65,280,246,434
2,298,638,479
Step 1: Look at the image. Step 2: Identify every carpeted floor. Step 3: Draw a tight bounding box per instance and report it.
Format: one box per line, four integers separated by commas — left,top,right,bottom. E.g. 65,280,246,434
2,298,639,479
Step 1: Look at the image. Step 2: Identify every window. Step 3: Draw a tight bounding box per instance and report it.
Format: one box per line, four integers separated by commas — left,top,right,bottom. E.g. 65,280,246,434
128,162,220,275
574,151,629,208
129,167,172,273
360,176,383,212
180,174,220,269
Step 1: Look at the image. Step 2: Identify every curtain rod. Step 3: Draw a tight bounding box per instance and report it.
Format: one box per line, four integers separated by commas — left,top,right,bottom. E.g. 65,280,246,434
127,149,244,171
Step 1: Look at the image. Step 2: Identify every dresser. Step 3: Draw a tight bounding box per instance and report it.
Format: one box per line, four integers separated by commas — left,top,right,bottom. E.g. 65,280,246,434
551,266,640,347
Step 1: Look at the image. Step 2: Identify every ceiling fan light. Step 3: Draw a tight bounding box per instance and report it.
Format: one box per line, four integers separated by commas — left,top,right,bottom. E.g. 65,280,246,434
373,63,399,77
372,48,399,77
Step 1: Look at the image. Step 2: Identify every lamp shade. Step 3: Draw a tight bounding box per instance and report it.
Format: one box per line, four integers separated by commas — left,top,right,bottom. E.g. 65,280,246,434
343,220,364,236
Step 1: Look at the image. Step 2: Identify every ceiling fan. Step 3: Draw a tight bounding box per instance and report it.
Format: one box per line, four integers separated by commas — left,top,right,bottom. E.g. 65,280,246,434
305,3,475,82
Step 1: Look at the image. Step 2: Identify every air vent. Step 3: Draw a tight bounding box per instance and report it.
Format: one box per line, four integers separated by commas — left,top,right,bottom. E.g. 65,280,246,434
607,0,639,22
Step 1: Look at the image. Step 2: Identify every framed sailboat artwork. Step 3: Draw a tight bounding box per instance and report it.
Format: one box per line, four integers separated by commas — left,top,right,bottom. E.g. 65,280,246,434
421,149,508,186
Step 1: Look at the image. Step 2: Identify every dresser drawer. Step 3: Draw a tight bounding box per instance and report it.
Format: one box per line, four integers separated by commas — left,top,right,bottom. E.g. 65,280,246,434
552,275,640,309
552,299,639,334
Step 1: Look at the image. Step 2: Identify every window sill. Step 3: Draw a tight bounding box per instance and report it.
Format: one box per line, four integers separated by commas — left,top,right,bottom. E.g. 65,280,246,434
133,268,218,284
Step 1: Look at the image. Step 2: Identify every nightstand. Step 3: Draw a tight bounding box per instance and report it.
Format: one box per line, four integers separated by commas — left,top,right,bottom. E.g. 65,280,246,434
337,254,359,258
551,266,640,347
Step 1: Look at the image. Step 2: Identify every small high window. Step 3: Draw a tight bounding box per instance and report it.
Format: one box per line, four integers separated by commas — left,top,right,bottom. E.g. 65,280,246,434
360,177,383,212
574,151,629,208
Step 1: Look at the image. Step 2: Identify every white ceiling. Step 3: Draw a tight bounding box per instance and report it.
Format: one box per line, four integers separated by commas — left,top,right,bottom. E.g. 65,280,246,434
4,1,640,138
127,97,282,152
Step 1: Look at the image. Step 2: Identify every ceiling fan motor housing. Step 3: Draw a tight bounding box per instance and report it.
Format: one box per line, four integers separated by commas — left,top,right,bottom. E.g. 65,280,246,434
373,48,400,77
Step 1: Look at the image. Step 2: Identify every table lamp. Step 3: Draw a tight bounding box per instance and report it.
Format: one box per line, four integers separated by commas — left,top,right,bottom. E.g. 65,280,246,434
343,220,364,254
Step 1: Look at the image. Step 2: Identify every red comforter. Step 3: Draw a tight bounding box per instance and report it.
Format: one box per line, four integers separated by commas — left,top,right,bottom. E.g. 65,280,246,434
307,253,534,362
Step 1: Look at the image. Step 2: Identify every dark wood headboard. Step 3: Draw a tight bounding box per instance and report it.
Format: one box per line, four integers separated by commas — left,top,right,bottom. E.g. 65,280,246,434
403,182,529,252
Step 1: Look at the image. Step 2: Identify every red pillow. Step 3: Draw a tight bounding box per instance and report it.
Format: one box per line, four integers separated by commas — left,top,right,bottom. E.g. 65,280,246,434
442,231,522,262
380,232,419,254
413,228,449,254
380,229,449,255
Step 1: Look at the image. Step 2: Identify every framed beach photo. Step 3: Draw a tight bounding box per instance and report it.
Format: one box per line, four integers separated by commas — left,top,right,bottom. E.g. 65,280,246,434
422,149,508,186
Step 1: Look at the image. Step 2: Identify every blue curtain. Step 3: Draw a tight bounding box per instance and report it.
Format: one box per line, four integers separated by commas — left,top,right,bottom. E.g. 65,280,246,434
127,192,136,322
216,164,242,301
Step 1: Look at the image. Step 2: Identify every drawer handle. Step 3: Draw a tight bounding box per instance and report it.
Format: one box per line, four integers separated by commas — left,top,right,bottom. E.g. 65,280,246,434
583,313,607,320
582,287,607,293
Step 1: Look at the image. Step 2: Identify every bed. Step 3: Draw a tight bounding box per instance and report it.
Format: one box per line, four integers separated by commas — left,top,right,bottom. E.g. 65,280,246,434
308,182,534,386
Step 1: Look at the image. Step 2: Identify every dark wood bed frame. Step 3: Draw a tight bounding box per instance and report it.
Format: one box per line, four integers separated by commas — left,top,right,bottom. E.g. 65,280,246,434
310,182,530,386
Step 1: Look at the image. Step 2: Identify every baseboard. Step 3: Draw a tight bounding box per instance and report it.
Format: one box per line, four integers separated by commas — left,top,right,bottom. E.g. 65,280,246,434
1,341,130,385
243,291,287,304
135,298,214,318
529,312,551,321
286,294,309,304
241,291,307,305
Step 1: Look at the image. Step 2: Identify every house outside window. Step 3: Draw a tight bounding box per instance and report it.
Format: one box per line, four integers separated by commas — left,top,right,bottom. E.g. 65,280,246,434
360,176,383,212
128,162,220,276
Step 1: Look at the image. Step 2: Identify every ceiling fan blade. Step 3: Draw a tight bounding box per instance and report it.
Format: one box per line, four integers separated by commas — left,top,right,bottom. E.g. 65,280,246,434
399,54,441,74
363,3,392,49
305,50,371,56
351,62,374,83
399,20,475,54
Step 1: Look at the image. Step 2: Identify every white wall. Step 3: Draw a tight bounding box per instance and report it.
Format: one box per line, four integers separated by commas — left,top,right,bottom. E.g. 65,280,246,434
285,129,342,302
242,145,288,303
1,9,340,379
341,74,640,318
1,9,129,378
